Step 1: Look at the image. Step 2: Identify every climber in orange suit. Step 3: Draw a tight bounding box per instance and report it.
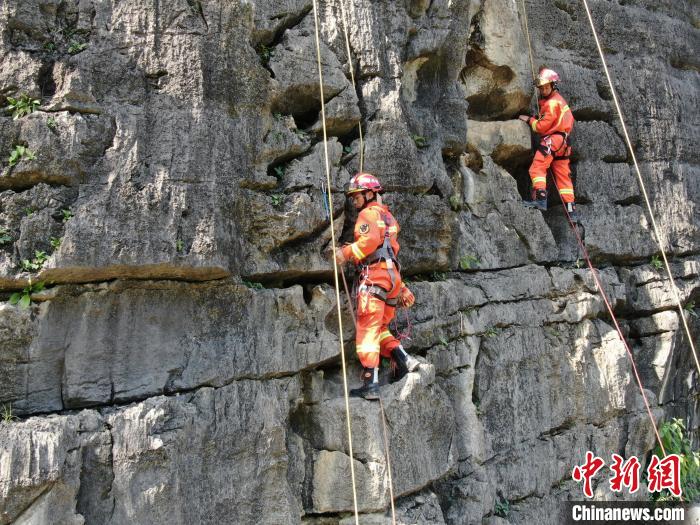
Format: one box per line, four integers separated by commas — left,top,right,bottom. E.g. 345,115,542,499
333,173,419,400
518,67,577,218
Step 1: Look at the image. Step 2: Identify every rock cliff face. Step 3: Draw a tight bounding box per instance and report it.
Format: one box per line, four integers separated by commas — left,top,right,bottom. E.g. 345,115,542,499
0,1,698,524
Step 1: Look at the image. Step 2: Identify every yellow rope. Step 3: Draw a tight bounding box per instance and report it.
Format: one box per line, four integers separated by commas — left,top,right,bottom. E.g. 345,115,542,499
338,0,365,172
310,1,360,522
379,398,397,525
580,0,699,376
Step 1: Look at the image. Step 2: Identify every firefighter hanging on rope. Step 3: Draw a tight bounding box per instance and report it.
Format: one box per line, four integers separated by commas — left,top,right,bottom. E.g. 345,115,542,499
518,67,577,219
333,173,419,400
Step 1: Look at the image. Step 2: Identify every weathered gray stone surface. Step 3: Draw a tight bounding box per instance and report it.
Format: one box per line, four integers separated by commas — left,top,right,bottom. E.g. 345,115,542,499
0,0,698,524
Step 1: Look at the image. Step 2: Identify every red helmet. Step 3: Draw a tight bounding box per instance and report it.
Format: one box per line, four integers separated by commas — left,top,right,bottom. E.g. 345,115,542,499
344,172,383,195
535,68,560,87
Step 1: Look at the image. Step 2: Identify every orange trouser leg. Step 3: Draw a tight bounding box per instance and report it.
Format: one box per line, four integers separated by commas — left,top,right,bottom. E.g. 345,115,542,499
550,157,575,203
355,291,385,368
379,304,400,359
529,150,552,191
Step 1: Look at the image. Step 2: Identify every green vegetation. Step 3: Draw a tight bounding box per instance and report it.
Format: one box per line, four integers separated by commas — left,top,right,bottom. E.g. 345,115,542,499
20,250,48,273
6,94,40,120
243,280,264,290
1,404,19,424
43,41,57,52
257,44,273,66
271,194,284,208
684,301,697,318
273,165,285,180
9,280,45,309
651,418,700,501
449,194,462,212
459,254,479,270
46,116,58,130
484,327,500,338
8,145,36,166
49,237,62,249
60,208,73,222
293,128,309,140
68,41,88,54
494,497,511,518
438,336,448,347
650,254,663,271
343,146,353,154
176,239,184,252
0,228,11,246
412,134,428,148
431,271,447,281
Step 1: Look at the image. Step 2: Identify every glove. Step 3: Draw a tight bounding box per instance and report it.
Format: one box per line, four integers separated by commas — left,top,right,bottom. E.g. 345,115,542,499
396,284,415,308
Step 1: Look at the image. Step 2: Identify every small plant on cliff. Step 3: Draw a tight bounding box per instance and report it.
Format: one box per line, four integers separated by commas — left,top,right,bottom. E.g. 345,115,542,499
8,145,36,166
46,116,58,130
43,41,57,52
272,165,285,180
1,404,19,424
175,239,184,252
243,280,264,290
9,280,45,310
0,228,11,246
60,208,73,222
684,301,697,318
650,418,700,502
494,497,511,518
271,194,284,208
412,134,428,148
650,254,663,271
50,236,62,249
6,94,40,120
257,44,273,66
459,254,479,270
449,194,462,211
20,251,48,273
484,326,499,338
68,41,88,55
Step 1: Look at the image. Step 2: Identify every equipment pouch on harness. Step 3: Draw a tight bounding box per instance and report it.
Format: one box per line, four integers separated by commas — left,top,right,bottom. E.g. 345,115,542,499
538,131,570,157
358,284,398,307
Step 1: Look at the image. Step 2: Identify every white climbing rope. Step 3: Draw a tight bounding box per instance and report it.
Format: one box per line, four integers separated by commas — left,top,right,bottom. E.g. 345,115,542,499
580,0,699,377
310,1,361,523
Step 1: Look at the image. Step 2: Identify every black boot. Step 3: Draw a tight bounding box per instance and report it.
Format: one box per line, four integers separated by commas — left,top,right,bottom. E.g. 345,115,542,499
523,189,547,210
391,345,420,382
350,368,380,400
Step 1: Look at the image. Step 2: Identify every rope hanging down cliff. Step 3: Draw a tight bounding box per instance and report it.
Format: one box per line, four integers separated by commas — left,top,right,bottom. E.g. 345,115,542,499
516,0,673,457
313,2,398,523
577,0,699,377
310,1,361,523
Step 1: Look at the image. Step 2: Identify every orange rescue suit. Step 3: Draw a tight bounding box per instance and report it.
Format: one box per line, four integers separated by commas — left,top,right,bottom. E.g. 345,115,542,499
526,90,575,203
342,201,404,369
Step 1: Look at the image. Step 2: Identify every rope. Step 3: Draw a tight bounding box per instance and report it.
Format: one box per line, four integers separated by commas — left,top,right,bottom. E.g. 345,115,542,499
517,0,541,116
556,189,666,457
338,0,365,172
579,0,699,378
379,398,397,525
517,0,669,456
310,1,360,522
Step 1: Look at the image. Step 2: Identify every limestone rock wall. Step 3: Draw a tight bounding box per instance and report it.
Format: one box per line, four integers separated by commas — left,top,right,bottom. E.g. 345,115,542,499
0,1,698,524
